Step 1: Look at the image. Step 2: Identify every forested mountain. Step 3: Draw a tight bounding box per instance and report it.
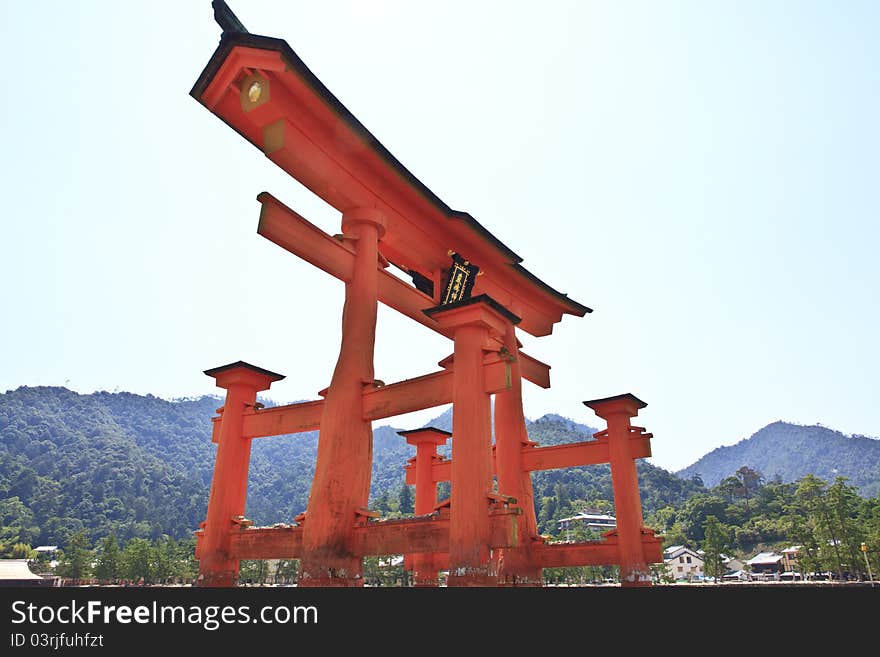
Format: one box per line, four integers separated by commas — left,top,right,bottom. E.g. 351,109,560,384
4,387,876,556
0,387,215,548
677,421,880,497
0,387,706,548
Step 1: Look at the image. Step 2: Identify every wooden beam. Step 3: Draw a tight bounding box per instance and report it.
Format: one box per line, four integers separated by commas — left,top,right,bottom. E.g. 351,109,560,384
405,435,652,483
359,509,518,555
533,532,663,568
257,192,446,337
533,541,621,568
240,400,324,439
522,440,609,471
518,351,551,389
214,356,516,441
483,356,513,394
363,370,452,421
230,525,303,560
228,510,519,559
353,517,450,557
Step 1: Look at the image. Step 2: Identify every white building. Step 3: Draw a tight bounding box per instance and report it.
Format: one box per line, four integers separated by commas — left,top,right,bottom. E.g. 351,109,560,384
664,546,705,581
0,559,57,586
557,512,617,537
745,552,785,580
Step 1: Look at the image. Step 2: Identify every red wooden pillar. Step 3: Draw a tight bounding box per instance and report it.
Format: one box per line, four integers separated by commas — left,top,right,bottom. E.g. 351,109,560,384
494,322,542,586
299,207,385,587
426,295,518,586
399,428,451,586
584,393,652,587
198,361,284,587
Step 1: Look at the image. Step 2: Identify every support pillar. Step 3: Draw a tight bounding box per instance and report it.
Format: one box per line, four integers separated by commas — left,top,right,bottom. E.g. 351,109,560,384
299,207,385,587
493,322,542,586
584,393,652,587
198,361,284,587
399,428,451,587
426,295,520,586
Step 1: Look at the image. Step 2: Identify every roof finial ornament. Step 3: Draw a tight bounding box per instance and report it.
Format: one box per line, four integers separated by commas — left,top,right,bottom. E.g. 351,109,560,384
212,0,249,34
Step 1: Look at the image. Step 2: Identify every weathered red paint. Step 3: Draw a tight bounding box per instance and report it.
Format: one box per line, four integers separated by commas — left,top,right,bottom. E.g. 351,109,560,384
299,210,385,587
584,394,653,586
399,428,450,586
493,322,542,585
197,362,284,586
427,299,510,586
228,509,520,561
191,7,661,588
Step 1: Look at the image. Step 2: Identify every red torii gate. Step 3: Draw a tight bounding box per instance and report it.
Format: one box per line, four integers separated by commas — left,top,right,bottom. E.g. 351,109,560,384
191,2,661,587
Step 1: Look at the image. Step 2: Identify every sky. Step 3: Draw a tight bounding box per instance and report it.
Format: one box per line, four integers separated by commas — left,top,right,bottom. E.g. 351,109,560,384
1,1,878,472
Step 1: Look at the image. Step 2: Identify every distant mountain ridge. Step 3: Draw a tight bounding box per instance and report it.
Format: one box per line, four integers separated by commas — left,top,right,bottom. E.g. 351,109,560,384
4,386,876,550
677,421,880,497
0,386,701,546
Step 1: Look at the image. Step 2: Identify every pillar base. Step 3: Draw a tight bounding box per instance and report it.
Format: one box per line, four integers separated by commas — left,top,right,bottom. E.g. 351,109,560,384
497,573,543,587
412,579,440,587
447,568,498,587
496,547,543,587
297,576,364,588
297,557,365,587
196,569,238,587
620,564,653,587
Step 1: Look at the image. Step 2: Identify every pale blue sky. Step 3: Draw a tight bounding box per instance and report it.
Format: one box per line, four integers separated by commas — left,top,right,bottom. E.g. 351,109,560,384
1,1,877,471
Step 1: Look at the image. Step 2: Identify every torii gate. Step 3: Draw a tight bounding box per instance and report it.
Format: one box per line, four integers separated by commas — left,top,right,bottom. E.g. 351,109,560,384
191,1,662,587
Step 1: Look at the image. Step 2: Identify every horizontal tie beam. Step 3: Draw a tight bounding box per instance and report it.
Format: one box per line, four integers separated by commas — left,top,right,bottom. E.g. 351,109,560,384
404,434,652,484
211,360,513,442
257,191,445,336
226,510,520,559
256,192,551,387
532,531,663,568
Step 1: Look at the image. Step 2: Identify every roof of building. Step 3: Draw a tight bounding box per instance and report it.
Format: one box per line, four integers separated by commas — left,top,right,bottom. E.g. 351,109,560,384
34,546,58,552
557,512,617,524
782,546,802,554
746,552,784,565
664,546,704,561
0,559,44,581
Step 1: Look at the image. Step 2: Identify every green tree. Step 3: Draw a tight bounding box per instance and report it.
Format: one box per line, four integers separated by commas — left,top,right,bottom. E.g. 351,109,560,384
398,485,414,515
0,497,40,551
239,560,269,585
718,476,744,505
864,496,880,579
796,475,844,578
678,495,727,542
827,477,865,578
56,531,93,583
702,515,728,583
272,559,298,585
735,466,764,515
153,536,180,583
175,537,199,582
651,561,675,584
93,534,121,583
781,507,822,577
373,491,392,516
9,542,35,559
122,537,154,584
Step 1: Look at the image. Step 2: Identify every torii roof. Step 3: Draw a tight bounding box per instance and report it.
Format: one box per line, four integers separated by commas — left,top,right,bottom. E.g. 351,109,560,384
191,3,591,337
